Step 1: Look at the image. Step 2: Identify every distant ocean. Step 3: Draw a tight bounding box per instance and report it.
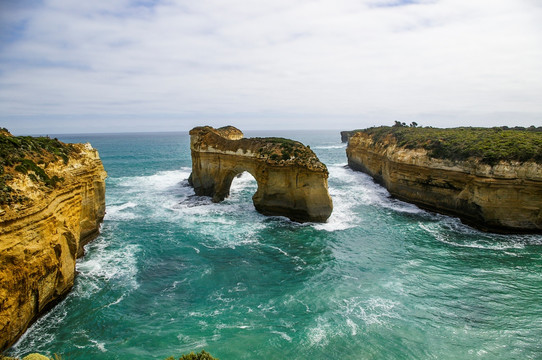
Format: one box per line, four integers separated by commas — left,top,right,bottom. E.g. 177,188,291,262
8,131,542,359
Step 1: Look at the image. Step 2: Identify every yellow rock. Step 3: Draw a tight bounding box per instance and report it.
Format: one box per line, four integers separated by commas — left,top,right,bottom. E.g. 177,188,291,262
22,354,50,360
346,131,542,233
189,126,333,222
0,142,107,351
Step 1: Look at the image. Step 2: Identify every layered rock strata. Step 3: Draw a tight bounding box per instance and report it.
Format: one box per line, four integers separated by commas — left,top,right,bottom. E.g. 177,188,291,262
346,131,542,233
189,126,333,222
0,140,106,351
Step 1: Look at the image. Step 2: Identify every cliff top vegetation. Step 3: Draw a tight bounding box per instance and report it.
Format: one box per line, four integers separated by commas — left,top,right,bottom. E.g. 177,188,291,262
191,126,327,172
0,129,76,205
355,125,542,165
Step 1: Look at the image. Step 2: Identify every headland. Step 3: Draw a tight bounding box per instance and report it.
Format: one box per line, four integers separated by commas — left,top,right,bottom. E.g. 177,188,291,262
345,126,542,233
0,129,107,351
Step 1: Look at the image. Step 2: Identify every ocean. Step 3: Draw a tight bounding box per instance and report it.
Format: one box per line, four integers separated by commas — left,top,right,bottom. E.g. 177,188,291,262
8,130,542,359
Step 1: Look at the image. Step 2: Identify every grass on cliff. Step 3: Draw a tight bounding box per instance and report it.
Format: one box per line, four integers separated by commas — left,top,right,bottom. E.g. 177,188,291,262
252,137,317,163
0,128,75,205
195,128,325,170
359,125,542,165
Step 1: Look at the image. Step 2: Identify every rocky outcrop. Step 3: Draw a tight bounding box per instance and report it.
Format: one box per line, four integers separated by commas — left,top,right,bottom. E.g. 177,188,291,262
346,131,542,233
0,140,106,351
189,126,332,222
341,130,357,143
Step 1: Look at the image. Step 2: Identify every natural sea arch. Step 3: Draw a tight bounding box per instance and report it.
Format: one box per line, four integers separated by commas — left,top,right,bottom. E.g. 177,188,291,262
188,126,333,223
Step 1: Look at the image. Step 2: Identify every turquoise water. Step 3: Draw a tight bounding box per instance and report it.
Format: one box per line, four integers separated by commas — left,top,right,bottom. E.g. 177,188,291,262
8,131,542,359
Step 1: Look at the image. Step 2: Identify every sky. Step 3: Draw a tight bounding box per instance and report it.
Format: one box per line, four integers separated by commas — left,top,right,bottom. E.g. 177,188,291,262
1,0,541,134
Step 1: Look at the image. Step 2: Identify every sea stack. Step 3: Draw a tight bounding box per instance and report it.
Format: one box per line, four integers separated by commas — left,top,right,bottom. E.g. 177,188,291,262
0,130,107,351
345,126,542,233
189,126,333,222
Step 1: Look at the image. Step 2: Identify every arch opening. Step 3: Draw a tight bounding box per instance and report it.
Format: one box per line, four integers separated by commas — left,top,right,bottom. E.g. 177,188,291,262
216,170,259,204
229,171,258,203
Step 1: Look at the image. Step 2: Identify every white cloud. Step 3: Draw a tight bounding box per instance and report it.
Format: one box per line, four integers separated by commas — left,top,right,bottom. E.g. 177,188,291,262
0,0,541,133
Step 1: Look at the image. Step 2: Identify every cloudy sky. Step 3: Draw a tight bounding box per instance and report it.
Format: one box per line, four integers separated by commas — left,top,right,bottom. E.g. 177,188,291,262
1,0,541,134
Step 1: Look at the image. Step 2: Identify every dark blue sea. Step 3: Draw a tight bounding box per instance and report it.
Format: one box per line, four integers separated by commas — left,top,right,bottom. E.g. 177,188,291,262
8,130,542,359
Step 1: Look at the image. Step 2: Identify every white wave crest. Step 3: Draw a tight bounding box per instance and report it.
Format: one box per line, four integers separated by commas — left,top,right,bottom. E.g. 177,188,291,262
89,339,107,352
315,165,426,231
306,316,336,347
420,222,527,250
9,303,68,356
313,165,362,231
115,168,191,191
271,330,293,342
312,144,347,149
76,238,140,297
338,296,400,327
105,202,138,220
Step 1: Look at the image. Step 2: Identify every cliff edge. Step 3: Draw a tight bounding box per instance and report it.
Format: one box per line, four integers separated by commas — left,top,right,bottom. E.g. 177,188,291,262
0,130,107,351
189,126,333,222
346,126,542,233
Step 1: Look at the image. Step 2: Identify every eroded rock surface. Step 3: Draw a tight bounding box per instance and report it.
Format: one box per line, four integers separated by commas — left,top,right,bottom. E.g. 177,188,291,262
189,126,332,222
0,136,106,351
346,131,542,233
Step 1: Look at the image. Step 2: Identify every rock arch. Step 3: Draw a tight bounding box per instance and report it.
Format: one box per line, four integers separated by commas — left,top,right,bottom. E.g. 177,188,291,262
188,126,333,222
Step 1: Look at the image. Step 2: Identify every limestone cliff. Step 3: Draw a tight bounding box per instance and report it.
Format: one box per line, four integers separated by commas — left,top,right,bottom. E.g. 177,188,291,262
346,131,542,233
0,132,106,351
189,126,333,222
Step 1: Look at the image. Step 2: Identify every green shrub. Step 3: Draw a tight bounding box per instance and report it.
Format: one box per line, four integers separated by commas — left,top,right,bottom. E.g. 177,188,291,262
164,350,218,360
255,137,299,146
0,130,73,204
179,350,218,360
359,126,542,165
14,159,63,187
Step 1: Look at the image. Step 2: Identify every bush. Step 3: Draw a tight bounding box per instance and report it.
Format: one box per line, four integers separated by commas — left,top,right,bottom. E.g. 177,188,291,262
165,350,218,360
0,130,72,204
360,126,542,165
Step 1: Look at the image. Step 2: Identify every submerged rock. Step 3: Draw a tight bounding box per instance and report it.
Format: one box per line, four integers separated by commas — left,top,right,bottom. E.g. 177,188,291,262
189,126,333,222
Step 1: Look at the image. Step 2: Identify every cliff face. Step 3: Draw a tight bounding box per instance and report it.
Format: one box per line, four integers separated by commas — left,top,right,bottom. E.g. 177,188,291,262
347,132,542,233
0,141,106,351
189,126,333,222
341,130,357,143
